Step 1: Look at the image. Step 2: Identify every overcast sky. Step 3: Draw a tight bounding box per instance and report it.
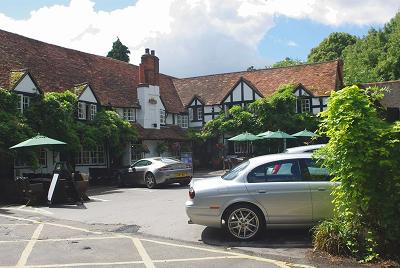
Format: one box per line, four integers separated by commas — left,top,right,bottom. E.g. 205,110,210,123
0,0,398,77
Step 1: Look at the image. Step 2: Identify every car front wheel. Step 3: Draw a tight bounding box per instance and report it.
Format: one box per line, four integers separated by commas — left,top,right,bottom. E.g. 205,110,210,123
224,204,263,240
144,173,156,189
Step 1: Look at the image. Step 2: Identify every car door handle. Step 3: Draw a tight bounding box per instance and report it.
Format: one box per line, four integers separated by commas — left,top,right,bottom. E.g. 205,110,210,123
258,190,267,193
317,188,327,191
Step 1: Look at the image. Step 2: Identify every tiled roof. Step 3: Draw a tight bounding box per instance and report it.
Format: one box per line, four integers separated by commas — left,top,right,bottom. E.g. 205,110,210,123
360,80,400,108
173,60,343,106
133,123,188,141
0,29,182,112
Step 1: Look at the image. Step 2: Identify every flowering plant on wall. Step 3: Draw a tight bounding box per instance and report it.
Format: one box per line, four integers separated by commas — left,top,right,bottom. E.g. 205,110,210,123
148,98,157,104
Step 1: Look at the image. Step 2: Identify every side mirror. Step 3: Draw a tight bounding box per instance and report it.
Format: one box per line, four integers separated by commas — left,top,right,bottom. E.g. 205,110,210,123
128,167,135,173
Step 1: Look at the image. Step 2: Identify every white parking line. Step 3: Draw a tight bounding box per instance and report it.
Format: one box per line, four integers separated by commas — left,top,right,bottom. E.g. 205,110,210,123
131,237,155,268
16,223,44,268
6,205,53,216
88,197,110,202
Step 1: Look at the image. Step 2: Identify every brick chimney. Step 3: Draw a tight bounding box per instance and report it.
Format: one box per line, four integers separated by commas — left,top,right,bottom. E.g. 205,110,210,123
139,48,159,86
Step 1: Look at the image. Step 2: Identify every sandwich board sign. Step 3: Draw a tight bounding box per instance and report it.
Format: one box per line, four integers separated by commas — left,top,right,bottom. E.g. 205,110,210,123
47,173,60,204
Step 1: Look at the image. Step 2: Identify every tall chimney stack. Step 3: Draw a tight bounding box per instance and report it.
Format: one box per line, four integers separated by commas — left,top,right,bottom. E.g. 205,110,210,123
139,48,159,86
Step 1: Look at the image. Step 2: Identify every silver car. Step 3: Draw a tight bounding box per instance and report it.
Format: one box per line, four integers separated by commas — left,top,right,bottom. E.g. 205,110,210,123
185,153,336,240
117,157,193,188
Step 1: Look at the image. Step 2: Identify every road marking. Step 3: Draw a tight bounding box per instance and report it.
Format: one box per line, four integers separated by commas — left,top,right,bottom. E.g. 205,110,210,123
0,214,40,224
88,197,110,202
45,222,102,235
0,223,33,226
16,223,44,267
0,213,315,268
142,238,293,268
131,237,155,268
7,205,53,216
17,256,245,268
0,236,124,244
23,260,144,267
152,255,243,263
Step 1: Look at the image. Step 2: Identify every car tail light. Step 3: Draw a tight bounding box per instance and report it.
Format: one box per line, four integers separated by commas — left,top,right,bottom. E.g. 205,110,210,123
159,165,174,171
189,187,195,199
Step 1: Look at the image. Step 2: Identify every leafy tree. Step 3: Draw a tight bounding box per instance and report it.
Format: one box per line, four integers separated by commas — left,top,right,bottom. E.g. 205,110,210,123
0,88,33,158
90,110,137,166
314,85,400,262
24,91,138,166
201,84,319,139
308,32,357,63
107,37,131,62
343,12,400,84
271,57,304,68
26,91,81,154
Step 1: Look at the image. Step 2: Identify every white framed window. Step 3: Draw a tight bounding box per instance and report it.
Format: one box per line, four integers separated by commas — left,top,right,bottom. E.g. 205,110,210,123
76,146,105,165
123,108,135,122
89,104,97,120
23,96,30,110
197,107,203,121
78,102,86,119
189,108,193,121
177,115,188,128
17,94,30,113
160,109,166,125
17,94,23,113
300,99,311,113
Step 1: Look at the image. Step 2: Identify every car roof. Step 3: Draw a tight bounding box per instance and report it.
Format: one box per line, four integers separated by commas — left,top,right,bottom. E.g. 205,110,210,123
248,153,313,166
285,144,325,153
138,157,180,162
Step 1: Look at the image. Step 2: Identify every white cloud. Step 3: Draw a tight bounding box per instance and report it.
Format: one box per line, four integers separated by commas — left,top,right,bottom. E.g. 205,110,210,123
287,41,298,47
0,0,398,76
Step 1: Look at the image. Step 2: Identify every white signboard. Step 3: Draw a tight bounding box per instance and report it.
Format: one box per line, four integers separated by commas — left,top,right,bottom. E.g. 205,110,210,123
47,173,59,203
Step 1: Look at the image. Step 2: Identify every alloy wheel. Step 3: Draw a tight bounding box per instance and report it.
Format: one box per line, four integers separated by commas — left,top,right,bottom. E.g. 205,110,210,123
145,173,156,189
227,207,260,240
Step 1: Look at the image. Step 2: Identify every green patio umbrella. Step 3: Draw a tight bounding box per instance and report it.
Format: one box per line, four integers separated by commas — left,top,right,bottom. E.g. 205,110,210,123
292,129,319,138
9,134,66,149
228,132,262,141
261,130,295,151
256,131,275,137
228,132,261,156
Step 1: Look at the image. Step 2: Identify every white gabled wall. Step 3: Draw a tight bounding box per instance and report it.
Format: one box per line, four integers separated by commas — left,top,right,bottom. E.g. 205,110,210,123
223,80,261,104
13,75,39,94
136,85,162,129
79,86,97,103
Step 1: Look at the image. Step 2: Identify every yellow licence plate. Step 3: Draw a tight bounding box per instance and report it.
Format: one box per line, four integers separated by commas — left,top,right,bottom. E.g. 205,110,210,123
176,172,188,178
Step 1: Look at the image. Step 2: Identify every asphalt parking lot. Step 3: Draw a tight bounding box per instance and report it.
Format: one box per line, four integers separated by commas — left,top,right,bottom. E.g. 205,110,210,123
0,173,336,267
0,210,317,268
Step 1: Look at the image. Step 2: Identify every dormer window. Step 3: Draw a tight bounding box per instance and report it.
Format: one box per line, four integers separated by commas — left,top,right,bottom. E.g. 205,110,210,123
189,108,193,121
89,104,97,120
300,98,311,113
78,102,86,119
17,94,30,114
197,107,203,121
